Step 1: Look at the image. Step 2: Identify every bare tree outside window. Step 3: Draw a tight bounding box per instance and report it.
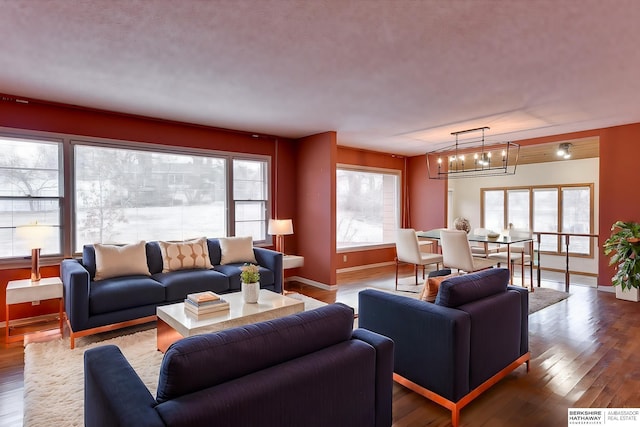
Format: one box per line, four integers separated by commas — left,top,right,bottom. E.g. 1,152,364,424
0,137,61,257
337,168,400,249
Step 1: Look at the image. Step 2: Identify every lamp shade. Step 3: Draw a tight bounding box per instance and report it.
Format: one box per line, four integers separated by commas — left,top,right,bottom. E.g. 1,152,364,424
16,222,53,249
268,219,293,236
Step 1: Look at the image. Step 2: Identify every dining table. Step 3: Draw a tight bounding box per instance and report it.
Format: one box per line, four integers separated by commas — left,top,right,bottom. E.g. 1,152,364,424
416,228,534,284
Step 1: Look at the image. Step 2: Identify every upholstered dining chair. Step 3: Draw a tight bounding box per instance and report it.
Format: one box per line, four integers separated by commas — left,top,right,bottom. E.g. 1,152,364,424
439,229,498,273
488,230,534,290
395,228,444,290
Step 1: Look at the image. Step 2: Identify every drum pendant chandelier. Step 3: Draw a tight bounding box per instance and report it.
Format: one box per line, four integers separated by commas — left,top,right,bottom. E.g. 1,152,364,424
426,127,520,179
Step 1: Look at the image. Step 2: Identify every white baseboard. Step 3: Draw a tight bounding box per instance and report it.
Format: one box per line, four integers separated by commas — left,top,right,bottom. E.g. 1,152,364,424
284,276,338,291
336,261,395,274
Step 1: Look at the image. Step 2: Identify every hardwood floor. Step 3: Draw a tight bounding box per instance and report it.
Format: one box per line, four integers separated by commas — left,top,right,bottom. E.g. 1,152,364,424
1,266,638,426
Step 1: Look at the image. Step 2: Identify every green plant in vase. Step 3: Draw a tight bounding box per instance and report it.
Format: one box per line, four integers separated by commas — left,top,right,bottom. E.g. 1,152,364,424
603,221,640,291
240,263,260,284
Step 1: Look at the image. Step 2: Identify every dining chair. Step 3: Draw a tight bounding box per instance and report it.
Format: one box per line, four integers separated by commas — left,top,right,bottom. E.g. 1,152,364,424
488,230,534,290
395,228,444,290
439,229,498,273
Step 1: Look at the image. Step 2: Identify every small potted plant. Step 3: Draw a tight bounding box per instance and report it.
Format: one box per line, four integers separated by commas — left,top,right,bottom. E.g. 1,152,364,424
603,220,640,302
240,263,260,303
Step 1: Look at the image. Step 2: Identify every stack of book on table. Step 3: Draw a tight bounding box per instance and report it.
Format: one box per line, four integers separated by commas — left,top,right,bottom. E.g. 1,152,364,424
184,291,230,317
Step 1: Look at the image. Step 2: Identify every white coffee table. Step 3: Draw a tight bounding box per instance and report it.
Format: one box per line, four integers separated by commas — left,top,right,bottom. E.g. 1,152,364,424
156,289,304,352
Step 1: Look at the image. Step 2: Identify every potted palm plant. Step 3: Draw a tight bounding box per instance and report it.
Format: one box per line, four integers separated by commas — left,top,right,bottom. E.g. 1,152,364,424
240,263,260,303
603,220,640,302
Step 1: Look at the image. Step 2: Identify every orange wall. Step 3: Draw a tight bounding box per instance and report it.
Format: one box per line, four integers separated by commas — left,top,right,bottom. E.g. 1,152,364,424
598,123,640,286
406,154,447,231
296,132,337,285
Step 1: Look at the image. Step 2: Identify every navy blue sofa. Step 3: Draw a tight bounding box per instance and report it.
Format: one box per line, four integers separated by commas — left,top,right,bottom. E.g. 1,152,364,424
358,268,529,427
61,238,282,348
84,303,394,427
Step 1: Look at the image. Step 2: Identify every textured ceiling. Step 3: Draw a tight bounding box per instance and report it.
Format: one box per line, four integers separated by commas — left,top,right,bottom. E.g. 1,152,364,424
1,0,639,155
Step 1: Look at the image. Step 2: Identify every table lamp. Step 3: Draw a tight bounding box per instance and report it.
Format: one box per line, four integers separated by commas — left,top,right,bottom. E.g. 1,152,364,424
268,219,293,254
17,222,53,282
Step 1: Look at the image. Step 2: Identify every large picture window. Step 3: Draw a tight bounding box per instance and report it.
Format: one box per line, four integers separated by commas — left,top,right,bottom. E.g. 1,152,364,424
336,166,400,249
0,132,271,262
74,144,229,249
0,136,62,258
481,184,594,256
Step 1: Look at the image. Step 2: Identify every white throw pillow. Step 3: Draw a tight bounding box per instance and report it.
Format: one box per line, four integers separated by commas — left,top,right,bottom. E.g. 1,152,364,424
94,241,151,281
158,237,213,273
219,236,257,265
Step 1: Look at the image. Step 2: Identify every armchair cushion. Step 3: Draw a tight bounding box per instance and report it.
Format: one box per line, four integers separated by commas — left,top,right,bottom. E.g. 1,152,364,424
436,268,509,308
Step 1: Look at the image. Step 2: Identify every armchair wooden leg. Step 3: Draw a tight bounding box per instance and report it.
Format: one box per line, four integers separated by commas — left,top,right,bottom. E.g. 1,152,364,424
395,257,399,291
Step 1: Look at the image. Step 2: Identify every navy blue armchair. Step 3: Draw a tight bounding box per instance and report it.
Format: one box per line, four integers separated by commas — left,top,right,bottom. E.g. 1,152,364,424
359,268,529,427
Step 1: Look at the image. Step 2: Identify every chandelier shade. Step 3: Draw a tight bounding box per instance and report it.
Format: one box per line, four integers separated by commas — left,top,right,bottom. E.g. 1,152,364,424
426,127,520,179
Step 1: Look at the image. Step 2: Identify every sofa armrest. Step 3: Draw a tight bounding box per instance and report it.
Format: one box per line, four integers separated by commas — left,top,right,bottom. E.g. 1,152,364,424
352,328,394,427
61,259,91,332
253,247,283,293
85,345,163,427
358,289,471,402
507,285,529,356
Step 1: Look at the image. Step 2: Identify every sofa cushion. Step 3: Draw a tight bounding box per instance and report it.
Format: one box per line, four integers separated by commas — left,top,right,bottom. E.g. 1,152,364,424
158,237,213,272
218,236,257,265
93,241,151,281
89,276,165,315
214,263,275,292
153,269,230,301
435,268,509,308
156,303,355,403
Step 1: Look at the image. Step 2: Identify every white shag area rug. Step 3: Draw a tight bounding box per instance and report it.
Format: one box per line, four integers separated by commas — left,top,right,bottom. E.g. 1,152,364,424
23,293,327,427
24,328,162,427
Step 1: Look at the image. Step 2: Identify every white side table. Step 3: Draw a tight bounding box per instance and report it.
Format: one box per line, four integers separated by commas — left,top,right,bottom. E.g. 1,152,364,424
282,255,304,294
5,277,63,343
283,254,304,270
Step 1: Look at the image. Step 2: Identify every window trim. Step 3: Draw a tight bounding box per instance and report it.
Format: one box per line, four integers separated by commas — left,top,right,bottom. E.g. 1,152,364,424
480,183,595,258
0,127,271,266
336,163,402,251
0,133,65,263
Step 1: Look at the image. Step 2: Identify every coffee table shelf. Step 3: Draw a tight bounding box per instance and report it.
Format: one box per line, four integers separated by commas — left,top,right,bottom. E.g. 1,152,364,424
156,289,304,352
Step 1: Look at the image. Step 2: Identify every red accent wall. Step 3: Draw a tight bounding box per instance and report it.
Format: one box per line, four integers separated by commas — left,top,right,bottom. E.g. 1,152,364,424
407,154,447,231
598,123,640,287
296,132,337,285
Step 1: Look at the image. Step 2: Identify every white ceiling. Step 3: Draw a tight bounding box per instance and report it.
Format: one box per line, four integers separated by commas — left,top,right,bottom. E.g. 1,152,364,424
2,0,640,156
